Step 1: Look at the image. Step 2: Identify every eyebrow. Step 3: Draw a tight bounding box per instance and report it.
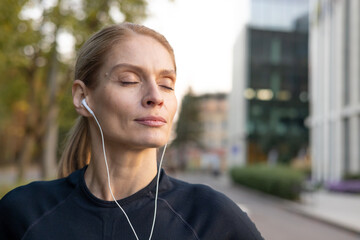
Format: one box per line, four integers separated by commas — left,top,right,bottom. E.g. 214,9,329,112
107,63,176,78
159,69,176,77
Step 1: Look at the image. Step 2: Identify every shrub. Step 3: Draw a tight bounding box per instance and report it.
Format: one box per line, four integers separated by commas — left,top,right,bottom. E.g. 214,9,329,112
344,173,360,180
230,165,305,200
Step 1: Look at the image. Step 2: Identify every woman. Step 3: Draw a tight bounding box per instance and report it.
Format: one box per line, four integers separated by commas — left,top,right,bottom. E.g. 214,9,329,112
0,23,263,240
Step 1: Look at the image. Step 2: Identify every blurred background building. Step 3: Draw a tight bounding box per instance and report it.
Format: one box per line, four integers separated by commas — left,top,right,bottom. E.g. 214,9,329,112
309,0,360,182
228,0,309,166
197,93,228,171
170,91,228,173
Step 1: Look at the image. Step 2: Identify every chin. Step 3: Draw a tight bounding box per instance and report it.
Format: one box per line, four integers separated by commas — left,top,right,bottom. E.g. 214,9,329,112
136,136,168,149
140,140,167,149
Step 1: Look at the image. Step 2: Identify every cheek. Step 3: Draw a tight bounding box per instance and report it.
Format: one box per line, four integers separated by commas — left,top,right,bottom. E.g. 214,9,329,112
111,97,138,118
105,88,139,114
167,95,178,121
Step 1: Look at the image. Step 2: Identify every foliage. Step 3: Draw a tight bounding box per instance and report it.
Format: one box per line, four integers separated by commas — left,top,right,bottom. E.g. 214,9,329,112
343,173,360,180
0,0,148,179
230,164,305,200
172,88,202,147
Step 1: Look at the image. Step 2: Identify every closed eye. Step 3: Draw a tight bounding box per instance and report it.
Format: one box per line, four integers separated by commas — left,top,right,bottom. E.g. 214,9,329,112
121,81,139,85
158,76,175,91
160,85,174,91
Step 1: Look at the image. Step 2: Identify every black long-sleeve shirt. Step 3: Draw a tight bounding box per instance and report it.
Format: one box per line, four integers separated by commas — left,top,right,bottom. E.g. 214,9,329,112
0,167,263,239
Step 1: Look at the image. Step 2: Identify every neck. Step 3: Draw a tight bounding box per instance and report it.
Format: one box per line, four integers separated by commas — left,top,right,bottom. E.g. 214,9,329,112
85,145,158,201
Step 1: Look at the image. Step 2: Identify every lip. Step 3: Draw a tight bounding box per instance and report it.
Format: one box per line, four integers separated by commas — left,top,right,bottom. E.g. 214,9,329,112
134,116,167,127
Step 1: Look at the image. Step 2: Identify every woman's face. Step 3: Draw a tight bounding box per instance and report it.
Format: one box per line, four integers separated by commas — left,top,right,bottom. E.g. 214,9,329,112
88,34,177,150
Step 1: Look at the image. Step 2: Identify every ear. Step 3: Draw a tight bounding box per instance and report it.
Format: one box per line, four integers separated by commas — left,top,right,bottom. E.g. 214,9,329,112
72,80,92,117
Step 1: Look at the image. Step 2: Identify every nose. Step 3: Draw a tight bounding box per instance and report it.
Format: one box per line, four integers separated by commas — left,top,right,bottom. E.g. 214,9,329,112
142,82,164,108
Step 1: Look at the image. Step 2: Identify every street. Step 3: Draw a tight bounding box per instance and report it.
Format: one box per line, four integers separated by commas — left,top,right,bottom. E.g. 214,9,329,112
172,171,360,240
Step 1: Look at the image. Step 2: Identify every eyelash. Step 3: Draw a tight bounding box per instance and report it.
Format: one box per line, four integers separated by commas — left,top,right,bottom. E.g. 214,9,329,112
160,85,174,91
121,81,138,85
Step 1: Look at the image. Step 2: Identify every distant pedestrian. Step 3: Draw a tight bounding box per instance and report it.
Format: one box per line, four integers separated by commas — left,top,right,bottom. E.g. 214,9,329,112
0,22,263,240
267,148,278,166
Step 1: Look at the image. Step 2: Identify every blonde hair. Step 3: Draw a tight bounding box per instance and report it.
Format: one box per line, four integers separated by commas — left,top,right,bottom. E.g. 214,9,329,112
58,22,176,178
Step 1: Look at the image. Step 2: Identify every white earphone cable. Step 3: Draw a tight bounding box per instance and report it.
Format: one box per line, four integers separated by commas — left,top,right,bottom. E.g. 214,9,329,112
83,100,165,240
149,143,167,240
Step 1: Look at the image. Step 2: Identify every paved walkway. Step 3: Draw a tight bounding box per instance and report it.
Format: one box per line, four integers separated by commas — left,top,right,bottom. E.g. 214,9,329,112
226,175,360,235
285,190,360,234
174,173,360,236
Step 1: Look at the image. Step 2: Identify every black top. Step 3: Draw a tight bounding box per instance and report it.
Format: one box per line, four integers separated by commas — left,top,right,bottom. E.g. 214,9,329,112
0,167,263,240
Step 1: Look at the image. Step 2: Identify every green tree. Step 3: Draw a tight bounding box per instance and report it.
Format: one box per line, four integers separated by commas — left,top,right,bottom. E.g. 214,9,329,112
173,88,202,146
172,88,202,169
0,0,148,181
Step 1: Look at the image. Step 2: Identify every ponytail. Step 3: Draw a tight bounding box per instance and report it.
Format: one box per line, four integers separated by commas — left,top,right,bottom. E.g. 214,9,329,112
58,116,91,178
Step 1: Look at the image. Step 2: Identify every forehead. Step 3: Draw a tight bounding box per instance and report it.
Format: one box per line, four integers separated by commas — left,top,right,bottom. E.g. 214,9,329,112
102,34,175,75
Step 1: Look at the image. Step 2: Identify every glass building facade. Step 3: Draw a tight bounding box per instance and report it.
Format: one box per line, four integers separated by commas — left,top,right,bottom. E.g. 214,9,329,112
228,0,309,166
246,24,309,164
250,0,309,31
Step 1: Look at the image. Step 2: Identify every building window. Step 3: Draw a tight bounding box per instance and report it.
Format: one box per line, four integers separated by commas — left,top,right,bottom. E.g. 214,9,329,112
270,71,281,95
359,2,360,104
343,118,350,174
329,122,335,180
359,116,360,169
270,38,281,64
344,0,350,106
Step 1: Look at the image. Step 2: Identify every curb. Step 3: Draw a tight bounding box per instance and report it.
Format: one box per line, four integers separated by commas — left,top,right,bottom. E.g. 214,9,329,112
282,201,360,235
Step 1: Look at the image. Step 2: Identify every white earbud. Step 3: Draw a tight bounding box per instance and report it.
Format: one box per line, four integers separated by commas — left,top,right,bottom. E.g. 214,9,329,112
81,99,95,116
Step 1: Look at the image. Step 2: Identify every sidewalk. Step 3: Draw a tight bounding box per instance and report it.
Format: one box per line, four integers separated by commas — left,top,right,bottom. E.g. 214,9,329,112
174,171,360,239
283,189,360,234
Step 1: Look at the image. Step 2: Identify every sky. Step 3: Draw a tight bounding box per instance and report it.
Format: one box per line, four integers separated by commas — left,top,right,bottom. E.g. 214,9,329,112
50,0,250,101
143,0,250,101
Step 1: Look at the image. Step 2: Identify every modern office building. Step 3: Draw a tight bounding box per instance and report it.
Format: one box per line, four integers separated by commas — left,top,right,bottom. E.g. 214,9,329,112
309,0,360,182
250,0,309,31
228,0,309,166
